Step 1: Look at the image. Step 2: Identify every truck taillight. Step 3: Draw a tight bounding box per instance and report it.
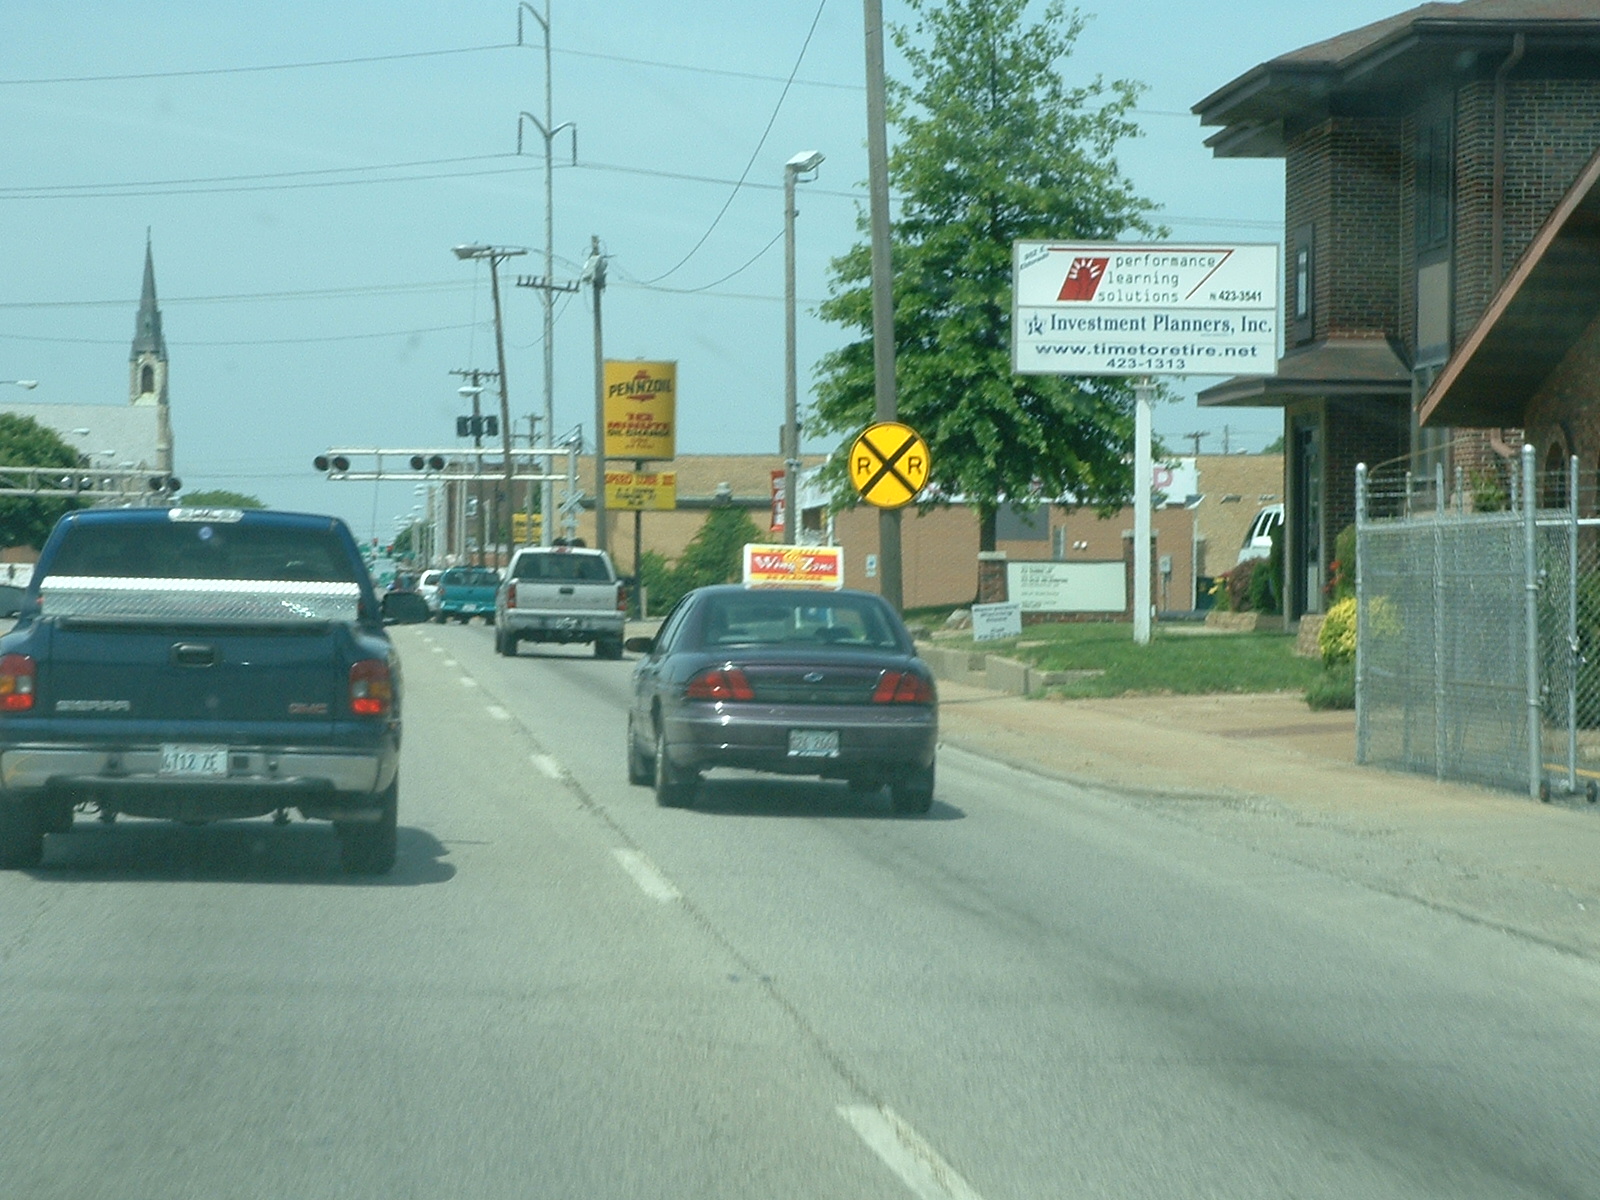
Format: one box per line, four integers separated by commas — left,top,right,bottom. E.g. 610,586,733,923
507,581,518,608
349,659,392,717
0,654,35,711
685,666,754,701
617,584,628,614
871,670,934,704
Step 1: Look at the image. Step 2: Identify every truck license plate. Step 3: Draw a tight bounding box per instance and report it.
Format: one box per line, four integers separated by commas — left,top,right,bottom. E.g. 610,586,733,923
161,744,230,777
788,729,839,758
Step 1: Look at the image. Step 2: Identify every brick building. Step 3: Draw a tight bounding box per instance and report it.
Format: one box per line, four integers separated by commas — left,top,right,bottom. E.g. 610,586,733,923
1193,2,1600,616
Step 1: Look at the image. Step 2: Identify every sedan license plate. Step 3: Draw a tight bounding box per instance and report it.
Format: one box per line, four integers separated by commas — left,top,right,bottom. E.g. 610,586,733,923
160,744,229,777
788,729,839,758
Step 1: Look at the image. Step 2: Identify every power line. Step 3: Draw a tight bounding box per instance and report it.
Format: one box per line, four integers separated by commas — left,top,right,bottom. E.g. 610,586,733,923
0,153,516,196
0,44,515,85
0,323,479,347
0,280,474,310
639,0,828,284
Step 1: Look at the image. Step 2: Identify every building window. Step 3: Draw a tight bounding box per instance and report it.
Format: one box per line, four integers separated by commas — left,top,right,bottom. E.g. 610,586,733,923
1289,223,1313,345
140,364,154,394
1416,110,1452,253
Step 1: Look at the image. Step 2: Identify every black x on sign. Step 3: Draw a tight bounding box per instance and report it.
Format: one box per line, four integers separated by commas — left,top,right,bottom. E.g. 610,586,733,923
849,421,931,509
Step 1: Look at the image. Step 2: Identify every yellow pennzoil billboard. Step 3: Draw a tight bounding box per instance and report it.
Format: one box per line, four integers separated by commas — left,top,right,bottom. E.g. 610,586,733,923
603,360,676,460
605,470,677,511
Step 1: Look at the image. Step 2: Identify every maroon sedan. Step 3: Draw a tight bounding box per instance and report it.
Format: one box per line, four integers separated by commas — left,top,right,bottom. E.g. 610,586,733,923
625,585,938,813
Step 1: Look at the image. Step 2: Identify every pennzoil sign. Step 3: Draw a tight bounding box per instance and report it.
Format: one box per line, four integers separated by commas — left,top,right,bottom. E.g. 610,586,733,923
603,360,676,460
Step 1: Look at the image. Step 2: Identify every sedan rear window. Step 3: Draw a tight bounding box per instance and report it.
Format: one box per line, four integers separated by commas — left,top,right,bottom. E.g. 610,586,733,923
700,593,903,650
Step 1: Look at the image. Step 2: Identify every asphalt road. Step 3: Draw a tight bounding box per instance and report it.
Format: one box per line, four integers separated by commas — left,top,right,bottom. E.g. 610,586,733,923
4,621,1600,1198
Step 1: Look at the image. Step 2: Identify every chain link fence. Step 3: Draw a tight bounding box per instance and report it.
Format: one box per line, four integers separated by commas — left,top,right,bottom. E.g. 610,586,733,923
1357,446,1600,802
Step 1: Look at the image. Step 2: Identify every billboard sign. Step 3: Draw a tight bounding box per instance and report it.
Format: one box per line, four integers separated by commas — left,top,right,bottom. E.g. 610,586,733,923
603,360,677,459
742,545,844,589
604,470,676,511
1012,242,1279,377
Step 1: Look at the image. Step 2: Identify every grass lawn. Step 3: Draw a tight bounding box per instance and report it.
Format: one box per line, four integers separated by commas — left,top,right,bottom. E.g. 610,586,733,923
937,621,1321,698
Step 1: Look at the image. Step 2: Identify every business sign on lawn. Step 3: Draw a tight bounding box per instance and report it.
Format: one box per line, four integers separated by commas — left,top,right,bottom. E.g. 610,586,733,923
1012,242,1279,377
1006,560,1126,613
605,470,676,511
743,545,844,589
603,360,676,459
971,601,1022,643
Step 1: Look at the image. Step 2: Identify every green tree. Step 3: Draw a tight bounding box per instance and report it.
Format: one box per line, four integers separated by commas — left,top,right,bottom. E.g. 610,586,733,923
179,488,265,509
674,506,766,591
0,415,84,551
810,0,1163,548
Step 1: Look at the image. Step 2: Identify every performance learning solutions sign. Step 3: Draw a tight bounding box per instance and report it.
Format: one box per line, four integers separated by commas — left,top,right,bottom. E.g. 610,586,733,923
1011,242,1278,378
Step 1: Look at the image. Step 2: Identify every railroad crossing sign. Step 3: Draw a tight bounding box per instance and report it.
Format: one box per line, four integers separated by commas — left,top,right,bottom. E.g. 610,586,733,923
849,422,931,509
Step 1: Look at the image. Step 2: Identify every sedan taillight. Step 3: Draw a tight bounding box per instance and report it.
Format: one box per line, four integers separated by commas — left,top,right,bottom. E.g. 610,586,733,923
685,666,755,701
872,669,934,704
349,659,393,717
0,653,35,711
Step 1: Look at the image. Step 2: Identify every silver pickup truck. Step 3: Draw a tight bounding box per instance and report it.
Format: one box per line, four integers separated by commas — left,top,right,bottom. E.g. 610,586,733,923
494,546,626,659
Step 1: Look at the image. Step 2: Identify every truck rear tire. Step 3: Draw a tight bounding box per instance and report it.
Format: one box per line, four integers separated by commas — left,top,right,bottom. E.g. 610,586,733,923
0,799,44,868
338,780,398,875
595,636,624,660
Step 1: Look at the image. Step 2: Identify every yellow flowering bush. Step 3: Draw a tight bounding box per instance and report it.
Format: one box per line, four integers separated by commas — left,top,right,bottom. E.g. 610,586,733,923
1319,597,1357,667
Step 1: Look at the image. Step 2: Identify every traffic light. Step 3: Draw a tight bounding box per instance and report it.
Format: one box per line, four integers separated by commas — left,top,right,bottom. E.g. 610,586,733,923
455,415,498,439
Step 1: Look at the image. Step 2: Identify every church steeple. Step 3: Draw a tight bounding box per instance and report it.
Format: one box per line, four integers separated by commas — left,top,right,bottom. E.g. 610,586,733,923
129,231,168,410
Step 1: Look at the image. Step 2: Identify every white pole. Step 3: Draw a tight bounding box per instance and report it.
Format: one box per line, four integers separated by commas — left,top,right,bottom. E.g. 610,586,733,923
1134,377,1153,645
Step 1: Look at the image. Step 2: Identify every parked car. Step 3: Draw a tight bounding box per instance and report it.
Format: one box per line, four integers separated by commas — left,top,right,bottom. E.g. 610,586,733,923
495,544,626,658
434,565,500,624
625,585,938,814
416,568,443,615
0,506,430,873
1237,502,1283,566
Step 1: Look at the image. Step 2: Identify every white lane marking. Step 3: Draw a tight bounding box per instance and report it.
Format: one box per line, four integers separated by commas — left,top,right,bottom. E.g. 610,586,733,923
838,1105,985,1200
442,657,458,667
612,849,681,903
531,753,564,779
460,677,478,688
485,705,511,721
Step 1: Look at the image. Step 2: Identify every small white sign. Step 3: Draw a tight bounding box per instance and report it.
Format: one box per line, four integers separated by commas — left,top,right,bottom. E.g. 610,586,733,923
1007,561,1125,613
1012,241,1279,378
864,554,878,579
971,601,1022,642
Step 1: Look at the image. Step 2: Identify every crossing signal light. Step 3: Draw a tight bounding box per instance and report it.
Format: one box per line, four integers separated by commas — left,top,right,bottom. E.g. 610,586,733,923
409,454,446,471
313,455,351,473
148,475,181,494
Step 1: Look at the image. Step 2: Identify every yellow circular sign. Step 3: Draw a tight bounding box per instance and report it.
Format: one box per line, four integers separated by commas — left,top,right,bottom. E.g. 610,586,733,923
849,422,931,509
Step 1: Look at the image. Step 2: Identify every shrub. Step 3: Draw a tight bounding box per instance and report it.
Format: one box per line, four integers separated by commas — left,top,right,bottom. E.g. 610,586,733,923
1326,524,1356,603
1247,555,1280,615
1305,660,1355,710
1319,596,1357,667
1223,559,1259,612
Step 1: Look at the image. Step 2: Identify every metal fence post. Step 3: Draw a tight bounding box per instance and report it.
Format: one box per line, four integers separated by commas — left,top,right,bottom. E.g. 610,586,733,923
1524,443,1543,800
1435,463,1448,779
1355,462,1368,765
1569,454,1580,794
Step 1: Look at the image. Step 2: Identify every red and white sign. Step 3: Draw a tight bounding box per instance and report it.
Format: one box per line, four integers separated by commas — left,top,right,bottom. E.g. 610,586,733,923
742,544,844,590
770,469,786,532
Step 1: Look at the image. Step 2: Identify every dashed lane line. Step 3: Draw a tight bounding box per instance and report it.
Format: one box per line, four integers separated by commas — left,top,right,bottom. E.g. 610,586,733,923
485,705,511,721
838,1105,985,1200
612,849,682,903
531,753,565,780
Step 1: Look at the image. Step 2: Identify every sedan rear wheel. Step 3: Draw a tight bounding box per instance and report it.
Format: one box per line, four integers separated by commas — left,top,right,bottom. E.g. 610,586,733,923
626,714,652,785
890,761,935,816
653,724,697,809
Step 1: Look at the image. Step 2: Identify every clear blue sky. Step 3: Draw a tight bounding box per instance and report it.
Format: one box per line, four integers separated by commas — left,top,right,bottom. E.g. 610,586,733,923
0,0,1404,539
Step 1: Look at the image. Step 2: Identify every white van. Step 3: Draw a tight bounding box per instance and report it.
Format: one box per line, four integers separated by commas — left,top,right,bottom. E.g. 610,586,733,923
1237,503,1283,566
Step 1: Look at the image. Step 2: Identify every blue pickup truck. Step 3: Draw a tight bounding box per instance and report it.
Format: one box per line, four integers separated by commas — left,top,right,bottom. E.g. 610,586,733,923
0,506,430,873
434,565,500,624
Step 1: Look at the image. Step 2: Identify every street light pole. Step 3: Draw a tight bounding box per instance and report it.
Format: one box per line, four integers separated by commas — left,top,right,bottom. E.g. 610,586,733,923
585,236,608,553
784,150,824,547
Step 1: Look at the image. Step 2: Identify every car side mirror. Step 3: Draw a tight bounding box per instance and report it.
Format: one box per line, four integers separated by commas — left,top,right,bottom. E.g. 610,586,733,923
381,590,431,625
623,635,655,654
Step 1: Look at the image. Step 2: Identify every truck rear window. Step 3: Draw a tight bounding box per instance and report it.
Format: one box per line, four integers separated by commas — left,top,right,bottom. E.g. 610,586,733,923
46,523,359,584
513,554,612,582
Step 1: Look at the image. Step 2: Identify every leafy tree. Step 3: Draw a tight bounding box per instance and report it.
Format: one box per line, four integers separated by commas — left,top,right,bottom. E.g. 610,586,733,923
0,415,84,550
644,507,768,615
810,0,1165,549
179,488,264,509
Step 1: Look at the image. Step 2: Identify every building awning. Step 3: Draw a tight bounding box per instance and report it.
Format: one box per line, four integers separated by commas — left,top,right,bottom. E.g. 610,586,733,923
1198,337,1413,408
1420,146,1600,428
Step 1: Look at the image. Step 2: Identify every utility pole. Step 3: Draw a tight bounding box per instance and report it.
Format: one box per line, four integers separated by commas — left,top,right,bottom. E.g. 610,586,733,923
1183,430,1210,457
863,0,902,611
518,1,577,547
586,235,608,553
451,368,497,565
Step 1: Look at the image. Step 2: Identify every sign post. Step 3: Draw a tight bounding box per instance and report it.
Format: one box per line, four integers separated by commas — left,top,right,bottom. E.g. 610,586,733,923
1012,241,1279,644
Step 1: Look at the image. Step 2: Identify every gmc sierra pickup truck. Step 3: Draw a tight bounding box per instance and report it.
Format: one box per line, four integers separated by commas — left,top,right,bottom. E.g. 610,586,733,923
494,545,626,659
0,506,429,873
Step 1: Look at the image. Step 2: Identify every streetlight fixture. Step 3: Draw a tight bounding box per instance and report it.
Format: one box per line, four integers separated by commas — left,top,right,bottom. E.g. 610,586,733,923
783,149,824,546
1,380,38,390
452,243,528,566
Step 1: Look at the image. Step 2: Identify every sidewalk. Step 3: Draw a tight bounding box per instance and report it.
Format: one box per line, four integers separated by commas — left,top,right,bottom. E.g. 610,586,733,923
935,680,1600,959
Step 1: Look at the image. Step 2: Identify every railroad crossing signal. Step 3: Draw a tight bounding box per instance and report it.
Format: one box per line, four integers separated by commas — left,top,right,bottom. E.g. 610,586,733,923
849,421,931,509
